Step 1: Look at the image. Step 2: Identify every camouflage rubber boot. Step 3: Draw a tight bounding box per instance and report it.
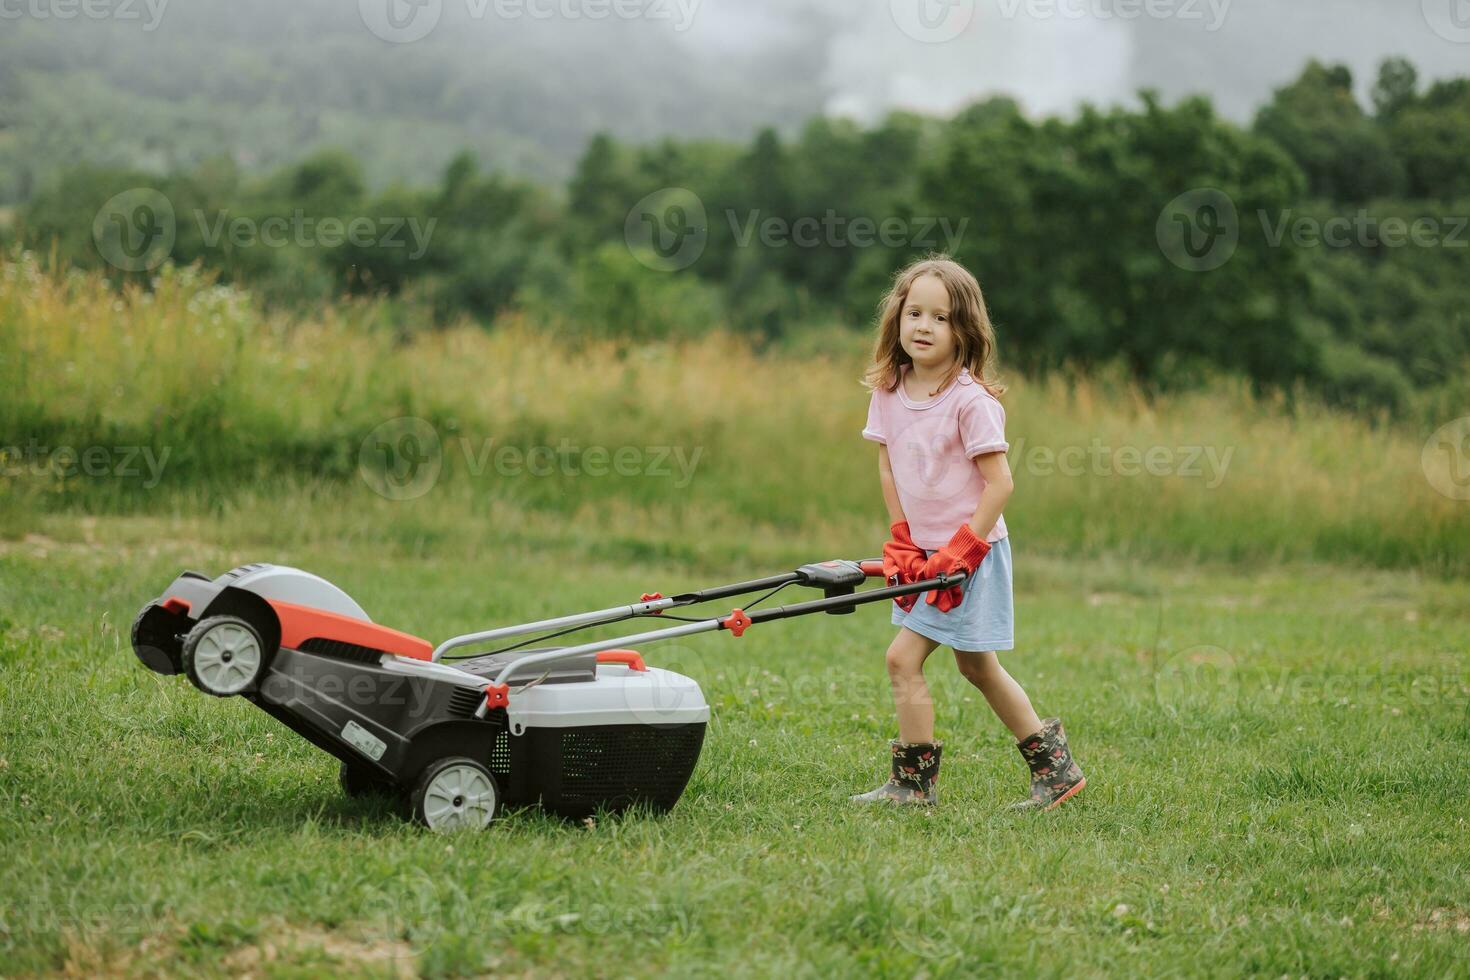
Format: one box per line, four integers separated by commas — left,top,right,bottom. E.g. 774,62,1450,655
851,740,943,805
1008,718,1086,812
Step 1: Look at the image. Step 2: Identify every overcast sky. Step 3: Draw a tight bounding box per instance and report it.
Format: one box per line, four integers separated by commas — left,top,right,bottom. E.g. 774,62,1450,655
677,0,1470,121
5,0,1465,193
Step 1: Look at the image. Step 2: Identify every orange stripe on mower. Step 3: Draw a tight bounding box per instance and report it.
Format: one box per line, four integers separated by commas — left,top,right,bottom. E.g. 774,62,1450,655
268,600,434,661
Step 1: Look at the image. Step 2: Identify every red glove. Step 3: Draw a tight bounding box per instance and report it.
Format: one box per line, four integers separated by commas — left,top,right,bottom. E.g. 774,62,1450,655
920,524,992,613
882,521,927,613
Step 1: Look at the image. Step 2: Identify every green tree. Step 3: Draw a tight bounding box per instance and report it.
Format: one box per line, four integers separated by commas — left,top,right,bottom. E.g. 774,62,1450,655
1385,79,1470,199
922,92,1314,386
1254,61,1404,201
1371,57,1419,120
566,134,639,250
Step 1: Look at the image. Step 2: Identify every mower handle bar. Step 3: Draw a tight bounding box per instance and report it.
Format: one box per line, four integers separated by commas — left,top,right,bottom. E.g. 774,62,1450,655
461,562,970,708
433,558,888,662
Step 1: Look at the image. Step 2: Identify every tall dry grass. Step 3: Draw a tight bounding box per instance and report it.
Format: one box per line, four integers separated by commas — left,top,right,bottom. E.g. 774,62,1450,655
2,252,1465,576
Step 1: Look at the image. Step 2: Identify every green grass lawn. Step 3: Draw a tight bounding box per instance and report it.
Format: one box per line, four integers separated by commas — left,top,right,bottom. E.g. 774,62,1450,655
2,515,1468,977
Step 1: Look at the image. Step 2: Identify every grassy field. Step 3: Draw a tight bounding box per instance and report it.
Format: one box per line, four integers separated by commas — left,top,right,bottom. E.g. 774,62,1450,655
2,511,1469,977
3,253,1468,576
2,258,1469,976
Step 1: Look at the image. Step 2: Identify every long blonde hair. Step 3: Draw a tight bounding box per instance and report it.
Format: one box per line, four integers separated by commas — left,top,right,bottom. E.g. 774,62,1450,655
862,254,1005,398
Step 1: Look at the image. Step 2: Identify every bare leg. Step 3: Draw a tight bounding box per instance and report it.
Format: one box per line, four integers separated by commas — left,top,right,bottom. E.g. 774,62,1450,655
953,650,1043,740
886,627,942,743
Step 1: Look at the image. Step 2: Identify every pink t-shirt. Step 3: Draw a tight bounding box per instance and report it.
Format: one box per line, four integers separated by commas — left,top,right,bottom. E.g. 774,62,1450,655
862,365,1009,549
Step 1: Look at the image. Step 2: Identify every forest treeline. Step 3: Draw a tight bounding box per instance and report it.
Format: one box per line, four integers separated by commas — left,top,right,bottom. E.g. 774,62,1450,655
10,57,1470,418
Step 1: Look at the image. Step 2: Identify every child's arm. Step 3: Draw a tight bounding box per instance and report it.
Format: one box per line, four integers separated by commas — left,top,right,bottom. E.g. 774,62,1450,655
968,451,1014,538
878,445,907,525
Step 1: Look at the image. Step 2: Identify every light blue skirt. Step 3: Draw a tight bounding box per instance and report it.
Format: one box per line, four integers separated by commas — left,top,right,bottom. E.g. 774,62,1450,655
890,536,1014,651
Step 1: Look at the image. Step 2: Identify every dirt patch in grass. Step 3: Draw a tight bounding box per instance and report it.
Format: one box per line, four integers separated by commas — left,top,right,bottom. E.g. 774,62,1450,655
1413,907,1470,935
222,923,418,977
55,920,419,978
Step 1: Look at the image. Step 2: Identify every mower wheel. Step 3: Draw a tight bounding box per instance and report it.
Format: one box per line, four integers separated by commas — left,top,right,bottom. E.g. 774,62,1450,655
182,614,271,697
408,756,500,832
131,603,185,675
339,762,397,799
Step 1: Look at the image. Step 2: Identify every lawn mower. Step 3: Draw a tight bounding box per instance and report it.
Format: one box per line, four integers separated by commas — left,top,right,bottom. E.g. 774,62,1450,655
129,558,967,831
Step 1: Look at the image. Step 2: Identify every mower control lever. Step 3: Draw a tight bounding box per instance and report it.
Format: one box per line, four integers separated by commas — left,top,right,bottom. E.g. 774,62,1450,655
795,560,867,589
795,560,867,615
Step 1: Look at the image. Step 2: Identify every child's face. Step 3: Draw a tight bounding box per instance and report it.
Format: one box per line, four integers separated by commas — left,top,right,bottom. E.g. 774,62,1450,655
899,274,957,369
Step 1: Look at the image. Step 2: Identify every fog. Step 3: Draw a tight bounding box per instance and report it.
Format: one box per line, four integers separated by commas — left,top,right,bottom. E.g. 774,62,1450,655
676,0,1470,121
3,0,1464,192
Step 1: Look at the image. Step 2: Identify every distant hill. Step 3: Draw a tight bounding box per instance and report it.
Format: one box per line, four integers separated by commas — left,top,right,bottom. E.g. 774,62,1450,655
4,0,1465,205
0,0,831,202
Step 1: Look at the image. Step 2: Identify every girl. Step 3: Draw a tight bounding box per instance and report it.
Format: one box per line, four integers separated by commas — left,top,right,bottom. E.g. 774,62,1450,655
851,255,1085,812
